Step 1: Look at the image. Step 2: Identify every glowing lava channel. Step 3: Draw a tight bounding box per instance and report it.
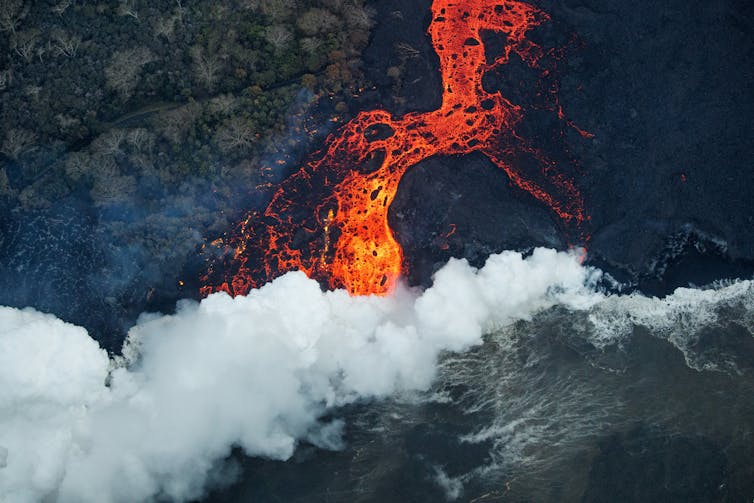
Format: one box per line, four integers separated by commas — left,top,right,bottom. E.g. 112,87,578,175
203,0,589,297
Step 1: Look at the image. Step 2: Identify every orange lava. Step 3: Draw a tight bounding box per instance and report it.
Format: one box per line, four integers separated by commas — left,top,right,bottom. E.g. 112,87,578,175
203,0,589,297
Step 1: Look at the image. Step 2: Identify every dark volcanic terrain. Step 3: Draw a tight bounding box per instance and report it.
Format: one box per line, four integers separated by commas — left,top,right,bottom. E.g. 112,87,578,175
379,0,754,294
1,0,753,343
0,1,753,501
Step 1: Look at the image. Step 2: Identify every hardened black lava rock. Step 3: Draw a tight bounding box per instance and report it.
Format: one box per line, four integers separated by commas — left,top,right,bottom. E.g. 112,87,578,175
380,0,754,289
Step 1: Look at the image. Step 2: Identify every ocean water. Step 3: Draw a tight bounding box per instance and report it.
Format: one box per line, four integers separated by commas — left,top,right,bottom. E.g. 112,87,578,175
209,281,754,502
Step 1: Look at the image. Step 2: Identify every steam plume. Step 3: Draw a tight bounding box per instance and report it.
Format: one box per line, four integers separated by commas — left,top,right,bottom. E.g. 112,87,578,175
0,249,600,502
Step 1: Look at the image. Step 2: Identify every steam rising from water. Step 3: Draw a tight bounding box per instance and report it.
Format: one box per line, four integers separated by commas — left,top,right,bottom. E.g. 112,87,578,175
0,249,751,502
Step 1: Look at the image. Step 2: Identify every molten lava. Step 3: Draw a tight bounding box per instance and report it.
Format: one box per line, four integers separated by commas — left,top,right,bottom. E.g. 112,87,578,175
203,0,589,297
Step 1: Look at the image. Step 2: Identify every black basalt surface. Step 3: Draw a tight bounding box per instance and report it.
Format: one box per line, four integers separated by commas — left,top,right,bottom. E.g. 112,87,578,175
376,0,754,289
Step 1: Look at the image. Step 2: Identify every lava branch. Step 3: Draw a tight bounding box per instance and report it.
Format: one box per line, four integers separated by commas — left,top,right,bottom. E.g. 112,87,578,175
202,0,591,298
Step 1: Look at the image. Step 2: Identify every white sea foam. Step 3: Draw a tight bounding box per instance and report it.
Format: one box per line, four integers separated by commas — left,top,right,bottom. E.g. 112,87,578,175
430,277,754,499
586,280,754,369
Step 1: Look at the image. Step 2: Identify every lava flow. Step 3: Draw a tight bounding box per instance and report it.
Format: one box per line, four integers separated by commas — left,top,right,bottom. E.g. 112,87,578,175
203,0,589,297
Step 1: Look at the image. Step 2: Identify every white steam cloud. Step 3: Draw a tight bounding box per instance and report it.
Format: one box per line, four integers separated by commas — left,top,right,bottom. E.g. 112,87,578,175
0,249,601,502
3,247,753,502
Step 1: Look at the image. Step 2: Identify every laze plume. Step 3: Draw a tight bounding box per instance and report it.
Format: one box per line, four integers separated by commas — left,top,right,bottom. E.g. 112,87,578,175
0,250,603,502
204,0,589,297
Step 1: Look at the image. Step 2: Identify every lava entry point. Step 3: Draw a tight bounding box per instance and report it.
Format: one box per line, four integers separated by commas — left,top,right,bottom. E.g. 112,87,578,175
203,0,590,297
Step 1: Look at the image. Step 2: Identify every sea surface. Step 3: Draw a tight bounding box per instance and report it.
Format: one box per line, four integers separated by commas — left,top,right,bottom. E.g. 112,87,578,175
208,281,754,502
